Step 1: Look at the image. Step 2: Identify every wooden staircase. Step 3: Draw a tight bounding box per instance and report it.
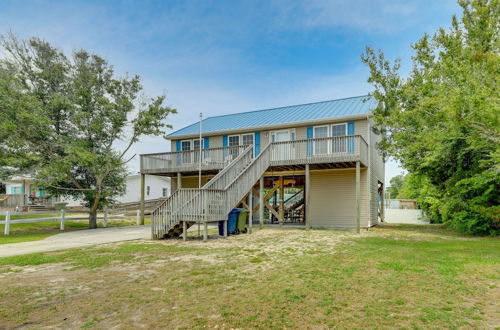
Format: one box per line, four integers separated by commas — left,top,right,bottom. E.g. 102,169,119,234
151,144,272,239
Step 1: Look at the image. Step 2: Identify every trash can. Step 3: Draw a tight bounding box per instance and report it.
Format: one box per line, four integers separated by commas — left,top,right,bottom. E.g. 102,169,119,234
222,208,240,235
236,208,249,233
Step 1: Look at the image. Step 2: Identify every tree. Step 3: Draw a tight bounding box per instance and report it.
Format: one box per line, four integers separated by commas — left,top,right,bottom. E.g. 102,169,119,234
386,174,405,199
0,35,176,228
361,0,499,235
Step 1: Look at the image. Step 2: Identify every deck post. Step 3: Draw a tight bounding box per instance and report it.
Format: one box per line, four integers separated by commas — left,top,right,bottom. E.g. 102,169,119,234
356,161,361,233
183,220,187,241
4,211,10,235
279,176,284,225
140,173,145,225
224,220,228,237
248,189,253,234
259,175,264,229
60,209,66,230
203,221,208,242
305,164,311,229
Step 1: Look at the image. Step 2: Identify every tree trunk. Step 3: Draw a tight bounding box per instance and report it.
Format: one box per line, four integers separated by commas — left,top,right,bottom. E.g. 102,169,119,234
89,193,100,229
89,206,98,229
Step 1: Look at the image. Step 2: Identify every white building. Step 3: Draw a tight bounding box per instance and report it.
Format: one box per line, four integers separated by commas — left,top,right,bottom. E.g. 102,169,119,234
118,174,170,203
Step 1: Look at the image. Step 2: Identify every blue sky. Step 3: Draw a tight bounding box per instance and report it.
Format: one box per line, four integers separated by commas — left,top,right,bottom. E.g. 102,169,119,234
0,0,461,180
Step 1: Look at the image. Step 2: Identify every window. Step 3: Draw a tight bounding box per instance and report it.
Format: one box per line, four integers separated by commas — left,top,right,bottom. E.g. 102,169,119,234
162,188,168,197
181,140,192,163
146,186,150,196
313,126,328,154
331,123,347,153
228,135,240,146
180,140,191,151
193,139,201,150
242,133,253,146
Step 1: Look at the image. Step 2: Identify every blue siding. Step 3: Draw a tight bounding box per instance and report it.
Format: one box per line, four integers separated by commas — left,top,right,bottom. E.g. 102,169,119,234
168,95,374,137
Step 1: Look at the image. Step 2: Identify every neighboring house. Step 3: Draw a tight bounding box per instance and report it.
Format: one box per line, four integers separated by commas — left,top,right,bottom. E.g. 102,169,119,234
0,175,170,208
117,174,170,203
1,176,52,208
140,95,385,239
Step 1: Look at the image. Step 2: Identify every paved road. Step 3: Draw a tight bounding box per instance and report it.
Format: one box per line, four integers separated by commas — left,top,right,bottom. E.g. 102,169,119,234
0,226,151,258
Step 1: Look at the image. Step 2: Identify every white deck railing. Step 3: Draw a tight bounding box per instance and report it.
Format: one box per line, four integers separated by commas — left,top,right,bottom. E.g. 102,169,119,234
269,135,368,166
140,145,247,174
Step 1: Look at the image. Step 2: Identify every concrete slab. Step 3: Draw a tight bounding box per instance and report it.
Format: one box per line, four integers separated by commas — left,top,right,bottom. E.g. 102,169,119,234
0,226,151,258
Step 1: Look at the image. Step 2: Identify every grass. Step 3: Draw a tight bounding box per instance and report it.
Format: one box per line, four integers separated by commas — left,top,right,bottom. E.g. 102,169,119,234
0,224,498,328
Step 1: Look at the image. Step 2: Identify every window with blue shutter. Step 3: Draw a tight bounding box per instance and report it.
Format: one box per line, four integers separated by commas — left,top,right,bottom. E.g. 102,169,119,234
307,126,313,157
347,121,355,153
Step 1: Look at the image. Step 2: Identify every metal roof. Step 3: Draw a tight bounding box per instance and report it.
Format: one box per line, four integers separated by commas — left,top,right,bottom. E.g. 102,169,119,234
168,95,376,137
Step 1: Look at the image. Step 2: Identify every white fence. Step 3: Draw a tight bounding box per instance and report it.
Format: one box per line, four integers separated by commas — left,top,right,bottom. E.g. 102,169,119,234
0,210,141,235
384,209,429,224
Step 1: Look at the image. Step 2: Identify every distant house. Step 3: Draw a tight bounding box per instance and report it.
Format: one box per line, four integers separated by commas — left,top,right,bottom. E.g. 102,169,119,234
140,95,386,239
117,174,170,204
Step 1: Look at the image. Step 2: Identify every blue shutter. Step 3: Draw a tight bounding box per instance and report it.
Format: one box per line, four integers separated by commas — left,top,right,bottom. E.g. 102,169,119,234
347,121,355,135
175,140,181,165
306,126,313,157
10,187,14,194
347,121,355,153
254,132,261,156
203,137,209,149
222,135,228,159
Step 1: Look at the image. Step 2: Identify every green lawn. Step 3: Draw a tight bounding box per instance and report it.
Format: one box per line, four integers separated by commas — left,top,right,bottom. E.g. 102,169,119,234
0,224,497,328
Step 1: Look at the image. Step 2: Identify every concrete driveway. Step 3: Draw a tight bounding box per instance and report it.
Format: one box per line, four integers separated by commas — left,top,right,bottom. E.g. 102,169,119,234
0,226,152,258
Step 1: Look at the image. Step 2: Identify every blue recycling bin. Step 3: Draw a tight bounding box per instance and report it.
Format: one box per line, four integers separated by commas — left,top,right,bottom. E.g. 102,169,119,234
219,209,240,236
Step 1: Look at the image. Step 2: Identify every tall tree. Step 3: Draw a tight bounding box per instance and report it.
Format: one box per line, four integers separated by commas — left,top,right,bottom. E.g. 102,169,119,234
386,174,405,199
0,35,176,228
361,0,499,234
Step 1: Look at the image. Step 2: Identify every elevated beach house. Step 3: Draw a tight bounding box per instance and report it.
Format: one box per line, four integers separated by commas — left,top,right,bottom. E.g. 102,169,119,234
140,95,385,239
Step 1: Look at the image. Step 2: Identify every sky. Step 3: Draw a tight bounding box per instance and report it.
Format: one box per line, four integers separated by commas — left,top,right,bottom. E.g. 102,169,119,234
0,0,461,182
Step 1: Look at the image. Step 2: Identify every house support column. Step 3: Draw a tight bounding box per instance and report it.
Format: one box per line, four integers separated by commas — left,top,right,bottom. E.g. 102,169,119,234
279,176,284,225
259,175,264,229
305,164,311,229
177,172,182,190
355,161,360,233
248,189,253,234
140,173,145,225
